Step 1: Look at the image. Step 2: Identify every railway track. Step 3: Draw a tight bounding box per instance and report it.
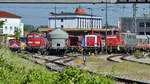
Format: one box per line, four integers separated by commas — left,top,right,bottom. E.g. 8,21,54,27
107,54,129,62
23,54,81,72
22,53,150,84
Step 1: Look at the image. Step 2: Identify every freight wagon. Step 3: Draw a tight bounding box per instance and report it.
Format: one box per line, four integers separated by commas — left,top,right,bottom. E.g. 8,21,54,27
120,32,136,53
136,35,150,51
67,35,82,52
47,29,69,55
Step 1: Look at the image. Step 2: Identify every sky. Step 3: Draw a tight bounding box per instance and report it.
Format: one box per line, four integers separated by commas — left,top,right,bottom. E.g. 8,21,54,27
0,3,150,27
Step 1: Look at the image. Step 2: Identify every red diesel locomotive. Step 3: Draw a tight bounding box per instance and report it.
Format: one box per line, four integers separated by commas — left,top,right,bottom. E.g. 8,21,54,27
8,39,21,52
82,30,102,54
26,32,47,55
106,29,123,52
106,29,136,53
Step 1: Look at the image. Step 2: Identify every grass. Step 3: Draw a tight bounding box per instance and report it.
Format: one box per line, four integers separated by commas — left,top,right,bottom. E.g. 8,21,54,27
0,46,115,84
79,56,150,81
0,47,58,84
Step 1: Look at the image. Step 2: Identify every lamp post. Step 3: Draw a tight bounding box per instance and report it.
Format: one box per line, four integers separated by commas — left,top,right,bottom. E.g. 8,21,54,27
87,8,93,30
105,0,108,54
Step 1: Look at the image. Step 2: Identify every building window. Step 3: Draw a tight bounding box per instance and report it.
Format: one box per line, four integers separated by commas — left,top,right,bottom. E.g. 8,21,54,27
85,19,86,28
146,22,150,27
61,25,63,28
14,27,17,30
0,28,3,33
61,18,63,22
82,19,84,28
5,19,7,22
80,18,81,28
10,26,12,31
97,20,99,28
5,26,7,30
139,22,144,27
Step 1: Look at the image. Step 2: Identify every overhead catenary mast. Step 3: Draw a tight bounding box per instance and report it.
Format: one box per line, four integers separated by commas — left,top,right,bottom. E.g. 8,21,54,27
105,0,108,54
55,4,57,29
133,3,137,34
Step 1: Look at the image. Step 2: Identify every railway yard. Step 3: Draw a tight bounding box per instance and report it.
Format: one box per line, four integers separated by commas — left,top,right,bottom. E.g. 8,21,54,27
2,2,150,84
16,51,150,84
3,27,150,84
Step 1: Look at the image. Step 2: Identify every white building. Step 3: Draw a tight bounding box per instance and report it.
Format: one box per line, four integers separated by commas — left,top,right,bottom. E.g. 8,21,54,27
0,11,24,36
48,6,102,29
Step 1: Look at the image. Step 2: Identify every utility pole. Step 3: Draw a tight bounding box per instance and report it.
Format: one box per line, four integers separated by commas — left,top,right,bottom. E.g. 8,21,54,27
87,8,93,30
133,3,137,34
54,5,56,28
105,0,108,54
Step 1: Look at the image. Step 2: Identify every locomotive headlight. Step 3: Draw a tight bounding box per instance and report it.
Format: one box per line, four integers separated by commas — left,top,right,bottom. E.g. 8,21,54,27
35,42,40,44
28,41,33,44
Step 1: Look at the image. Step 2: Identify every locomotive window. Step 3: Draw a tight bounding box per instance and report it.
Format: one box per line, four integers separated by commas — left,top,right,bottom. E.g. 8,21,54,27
57,43,60,46
9,39,14,44
20,38,26,43
35,34,40,38
114,31,119,35
28,35,33,38
107,31,112,35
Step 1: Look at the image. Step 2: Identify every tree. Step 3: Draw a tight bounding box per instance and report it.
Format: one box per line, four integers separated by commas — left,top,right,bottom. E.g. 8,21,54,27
24,24,36,32
143,13,149,18
14,28,21,40
37,25,48,28
0,21,4,27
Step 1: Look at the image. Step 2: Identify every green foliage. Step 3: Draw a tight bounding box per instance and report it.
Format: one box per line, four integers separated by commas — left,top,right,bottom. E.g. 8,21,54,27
56,66,115,84
0,47,115,84
143,13,149,18
0,47,57,84
14,28,21,39
24,24,36,32
37,25,48,28
0,21,4,27
134,49,143,58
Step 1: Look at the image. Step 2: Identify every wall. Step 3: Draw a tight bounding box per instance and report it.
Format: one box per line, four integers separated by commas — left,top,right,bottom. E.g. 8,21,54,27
0,17,24,36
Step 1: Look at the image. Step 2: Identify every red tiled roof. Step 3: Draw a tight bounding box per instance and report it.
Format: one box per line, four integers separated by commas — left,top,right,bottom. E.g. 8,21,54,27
0,11,21,18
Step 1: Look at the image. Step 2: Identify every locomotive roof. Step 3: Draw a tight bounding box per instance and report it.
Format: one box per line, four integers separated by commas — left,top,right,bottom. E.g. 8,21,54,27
48,28,69,39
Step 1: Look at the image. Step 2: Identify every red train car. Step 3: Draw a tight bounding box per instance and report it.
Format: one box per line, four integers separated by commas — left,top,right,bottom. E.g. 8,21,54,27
26,32,47,55
67,35,82,52
105,29,124,52
8,39,21,52
136,35,150,51
82,30,102,54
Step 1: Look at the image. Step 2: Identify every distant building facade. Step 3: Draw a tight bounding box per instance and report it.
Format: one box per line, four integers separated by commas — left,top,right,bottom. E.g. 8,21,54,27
0,11,24,36
48,6,102,29
119,17,150,35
